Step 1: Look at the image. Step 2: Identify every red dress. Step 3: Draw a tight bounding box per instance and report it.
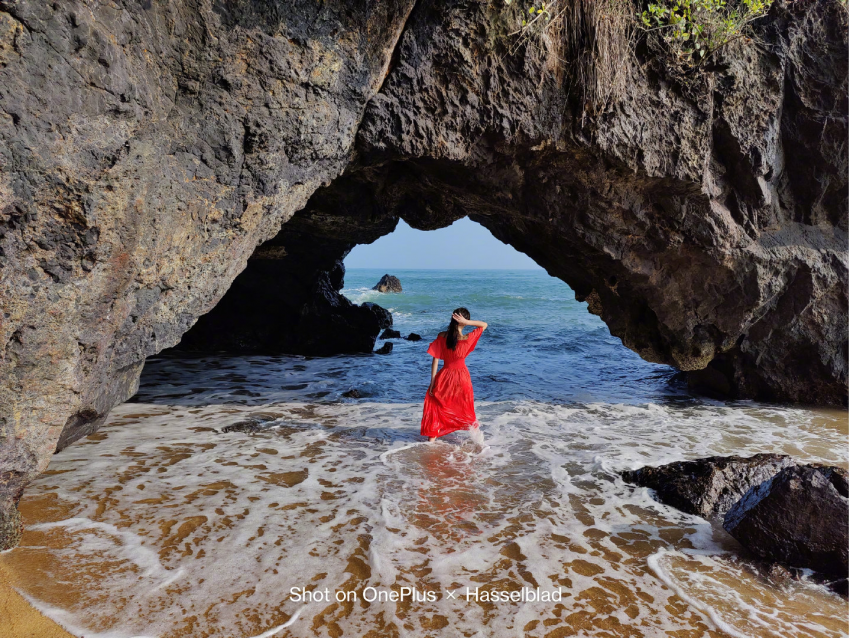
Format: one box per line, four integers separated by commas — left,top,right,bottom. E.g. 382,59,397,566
421,327,483,438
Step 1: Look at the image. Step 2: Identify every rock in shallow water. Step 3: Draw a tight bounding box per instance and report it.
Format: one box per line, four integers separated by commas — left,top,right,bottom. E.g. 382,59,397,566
375,343,393,355
220,412,283,434
342,389,362,398
622,454,796,519
828,578,849,597
177,258,394,356
723,465,849,578
363,303,393,331
373,274,402,293
380,328,401,339
406,333,422,341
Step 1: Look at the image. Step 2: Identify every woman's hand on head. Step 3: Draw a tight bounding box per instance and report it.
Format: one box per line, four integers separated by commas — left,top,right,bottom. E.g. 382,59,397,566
452,312,470,326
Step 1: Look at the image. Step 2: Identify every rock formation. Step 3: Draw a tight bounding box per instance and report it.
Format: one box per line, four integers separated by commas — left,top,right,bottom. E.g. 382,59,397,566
220,412,283,435
0,0,417,548
724,465,849,577
406,333,422,342
0,0,847,548
375,342,393,355
625,455,849,581
380,328,402,339
622,454,796,518
373,274,403,293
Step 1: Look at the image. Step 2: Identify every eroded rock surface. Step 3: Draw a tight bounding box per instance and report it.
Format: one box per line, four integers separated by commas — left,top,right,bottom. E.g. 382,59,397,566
723,465,849,577
175,233,393,355
0,0,847,548
622,454,796,518
199,0,848,406
0,0,416,548
354,0,849,407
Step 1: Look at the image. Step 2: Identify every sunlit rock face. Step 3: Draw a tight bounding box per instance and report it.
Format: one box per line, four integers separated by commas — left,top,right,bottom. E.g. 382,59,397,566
0,0,416,548
0,0,846,548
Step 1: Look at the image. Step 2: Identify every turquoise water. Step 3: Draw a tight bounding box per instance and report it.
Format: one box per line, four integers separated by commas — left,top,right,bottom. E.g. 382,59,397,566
134,267,684,406
339,268,682,404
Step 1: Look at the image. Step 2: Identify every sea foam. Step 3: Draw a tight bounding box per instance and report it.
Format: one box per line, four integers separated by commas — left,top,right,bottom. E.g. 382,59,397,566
4,395,845,638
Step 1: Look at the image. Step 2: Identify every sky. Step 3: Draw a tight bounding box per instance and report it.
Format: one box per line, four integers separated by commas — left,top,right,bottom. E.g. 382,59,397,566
344,217,542,270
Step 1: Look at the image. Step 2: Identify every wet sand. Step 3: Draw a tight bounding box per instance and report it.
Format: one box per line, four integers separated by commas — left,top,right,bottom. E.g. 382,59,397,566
2,397,846,638
0,562,74,638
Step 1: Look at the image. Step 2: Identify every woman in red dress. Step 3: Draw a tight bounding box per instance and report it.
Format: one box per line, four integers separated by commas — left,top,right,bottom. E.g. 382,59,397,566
421,308,488,442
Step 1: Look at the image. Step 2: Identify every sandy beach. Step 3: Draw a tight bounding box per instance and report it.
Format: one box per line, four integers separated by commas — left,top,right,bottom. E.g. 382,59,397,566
0,561,74,638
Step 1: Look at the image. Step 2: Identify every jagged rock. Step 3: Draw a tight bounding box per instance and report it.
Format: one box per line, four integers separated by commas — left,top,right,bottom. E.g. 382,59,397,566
373,274,402,293
342,389,362,399
375,343,393,355
829,579,849,597
0,0,847,549
406,333,422,341
177,257,390,356
626,457,850,585
812,465,850,497
380,328,402,339
363,303,393,331
0,0,415,548
0,507,21,551
723,465,849,578
760,562,847,598
622,454,796,519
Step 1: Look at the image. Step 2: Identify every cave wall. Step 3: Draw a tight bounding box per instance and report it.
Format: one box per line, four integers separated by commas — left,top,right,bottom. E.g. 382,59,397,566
0,0,416,548
0,0,847,549
176,178,396,355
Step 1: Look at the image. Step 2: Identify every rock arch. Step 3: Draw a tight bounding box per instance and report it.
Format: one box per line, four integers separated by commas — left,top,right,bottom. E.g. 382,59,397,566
0,0,846,549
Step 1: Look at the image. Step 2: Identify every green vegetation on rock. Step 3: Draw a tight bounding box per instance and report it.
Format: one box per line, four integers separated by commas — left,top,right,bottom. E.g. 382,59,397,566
640,0,774,66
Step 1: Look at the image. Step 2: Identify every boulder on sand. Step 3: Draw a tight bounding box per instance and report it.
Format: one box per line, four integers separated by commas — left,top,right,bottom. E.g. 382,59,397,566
723,464,849,577
380,328,401,339
372,274,402,293
621,454,796,519
375,342,393,355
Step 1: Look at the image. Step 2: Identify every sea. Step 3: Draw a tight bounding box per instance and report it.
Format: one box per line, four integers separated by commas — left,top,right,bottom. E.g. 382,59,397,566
2,268,847,638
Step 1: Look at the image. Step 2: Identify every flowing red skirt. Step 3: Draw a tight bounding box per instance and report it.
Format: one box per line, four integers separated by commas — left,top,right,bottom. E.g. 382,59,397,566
421,362,479,438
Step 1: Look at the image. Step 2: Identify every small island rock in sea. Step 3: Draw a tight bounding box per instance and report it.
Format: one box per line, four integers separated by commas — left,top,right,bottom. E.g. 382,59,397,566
373,274,402,293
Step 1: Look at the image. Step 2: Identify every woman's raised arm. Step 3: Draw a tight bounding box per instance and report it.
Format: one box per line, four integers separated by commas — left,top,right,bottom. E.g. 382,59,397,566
452,313,487,331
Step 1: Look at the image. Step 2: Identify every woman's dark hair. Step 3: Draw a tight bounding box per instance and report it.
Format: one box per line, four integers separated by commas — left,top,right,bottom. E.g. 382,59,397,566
445,307,471,350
